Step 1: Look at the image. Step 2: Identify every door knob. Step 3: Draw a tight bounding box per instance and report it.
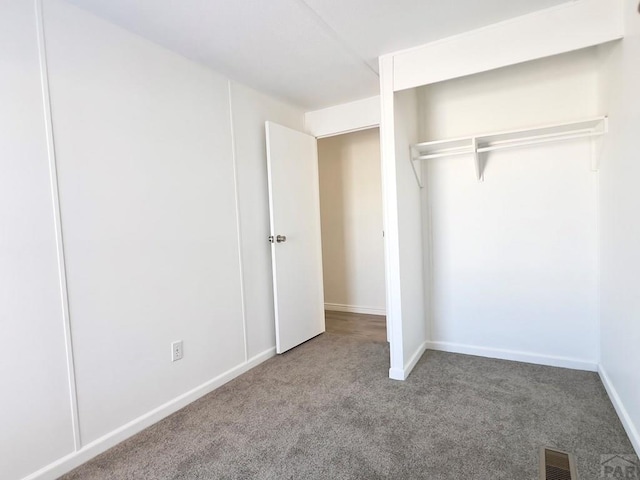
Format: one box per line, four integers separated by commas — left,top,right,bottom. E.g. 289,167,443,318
268,235,287,243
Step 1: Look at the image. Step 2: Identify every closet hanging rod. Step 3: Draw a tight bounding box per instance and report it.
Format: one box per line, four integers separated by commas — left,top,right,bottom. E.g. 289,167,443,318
477,130,606,153
409,116,608,186
415,149,473,161
412,118,607,159
478,127,596,148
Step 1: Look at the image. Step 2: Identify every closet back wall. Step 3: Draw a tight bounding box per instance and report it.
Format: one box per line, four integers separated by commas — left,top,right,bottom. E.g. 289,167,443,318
318,129,385,315
420,48,601,369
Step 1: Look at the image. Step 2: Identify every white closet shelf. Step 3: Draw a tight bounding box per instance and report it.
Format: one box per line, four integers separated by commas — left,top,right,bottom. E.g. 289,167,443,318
410,116,608,186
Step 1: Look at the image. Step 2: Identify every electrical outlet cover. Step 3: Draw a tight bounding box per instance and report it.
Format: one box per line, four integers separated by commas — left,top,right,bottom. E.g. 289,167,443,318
171,340,183,362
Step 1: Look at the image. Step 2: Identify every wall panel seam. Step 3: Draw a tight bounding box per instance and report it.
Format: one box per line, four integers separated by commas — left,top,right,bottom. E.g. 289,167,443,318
227,81,249,362
34,0,82,450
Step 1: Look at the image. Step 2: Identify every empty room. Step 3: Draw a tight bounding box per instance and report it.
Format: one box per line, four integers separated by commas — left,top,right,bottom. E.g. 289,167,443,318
2,1,639,479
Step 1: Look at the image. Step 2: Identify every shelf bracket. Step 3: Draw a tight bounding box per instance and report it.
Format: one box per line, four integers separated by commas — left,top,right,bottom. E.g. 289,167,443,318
472,137,484,182
410,146,424,188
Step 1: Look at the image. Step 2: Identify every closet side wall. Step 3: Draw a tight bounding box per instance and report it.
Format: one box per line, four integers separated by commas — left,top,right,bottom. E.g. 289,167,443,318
419,49,601,368
598,0,640,455
395,89,428,370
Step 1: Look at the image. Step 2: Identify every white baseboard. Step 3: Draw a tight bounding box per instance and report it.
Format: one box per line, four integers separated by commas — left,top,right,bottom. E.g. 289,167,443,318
324,303,386,316
426,341,598,372
389,341,428,381
598,365,640,457
23,347,277,480
19,341,639,479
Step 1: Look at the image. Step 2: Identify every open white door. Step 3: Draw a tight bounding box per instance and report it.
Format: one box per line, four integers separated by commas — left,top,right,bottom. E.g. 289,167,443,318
266,122,325,354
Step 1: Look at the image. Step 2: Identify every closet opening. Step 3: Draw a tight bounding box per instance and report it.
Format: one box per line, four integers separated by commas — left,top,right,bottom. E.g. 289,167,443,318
316,127,387,344
388,45,603,375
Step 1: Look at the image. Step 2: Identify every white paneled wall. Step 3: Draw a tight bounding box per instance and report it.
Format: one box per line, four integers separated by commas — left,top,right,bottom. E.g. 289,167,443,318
45,0,246,444
419,50,601,369
2,1,304,478
229,82,304,359
0,2,75,479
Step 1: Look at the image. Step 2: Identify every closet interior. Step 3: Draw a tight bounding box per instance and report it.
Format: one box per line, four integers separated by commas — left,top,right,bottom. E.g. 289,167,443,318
393,46,610,368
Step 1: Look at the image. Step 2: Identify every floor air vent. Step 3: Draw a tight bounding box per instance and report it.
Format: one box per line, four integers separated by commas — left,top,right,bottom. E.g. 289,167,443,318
540,448,577,480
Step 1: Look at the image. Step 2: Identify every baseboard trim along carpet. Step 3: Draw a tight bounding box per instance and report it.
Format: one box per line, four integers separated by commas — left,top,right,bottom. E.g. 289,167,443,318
23,347,277,480
60,335,633,479
598,365,640,457
324,303,386,316
389,341,428,381
425,341,598,372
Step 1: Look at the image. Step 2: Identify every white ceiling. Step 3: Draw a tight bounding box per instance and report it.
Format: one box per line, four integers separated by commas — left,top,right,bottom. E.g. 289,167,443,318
63,0,570,110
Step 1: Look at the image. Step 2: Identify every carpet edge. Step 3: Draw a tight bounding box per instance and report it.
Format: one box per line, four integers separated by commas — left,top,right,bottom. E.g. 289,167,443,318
21,347,277,480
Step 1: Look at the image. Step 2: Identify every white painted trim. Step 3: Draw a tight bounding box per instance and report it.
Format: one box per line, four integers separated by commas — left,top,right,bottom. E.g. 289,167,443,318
404,340,428,378
304,96,380,138
599,365,640,457
35,0,82,451
324,303,385,316
389,341,427,381
227,81,249,363
392,0,625,91
315,125,378,140
426,341,598,372
22,347,277,480
379,56,405,377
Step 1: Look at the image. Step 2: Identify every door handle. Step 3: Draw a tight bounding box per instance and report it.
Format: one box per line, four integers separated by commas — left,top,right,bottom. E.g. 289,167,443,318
268,235,287,243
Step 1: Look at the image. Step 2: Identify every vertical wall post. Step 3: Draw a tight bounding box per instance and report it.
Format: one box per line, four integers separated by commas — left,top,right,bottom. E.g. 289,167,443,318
379,55,405,379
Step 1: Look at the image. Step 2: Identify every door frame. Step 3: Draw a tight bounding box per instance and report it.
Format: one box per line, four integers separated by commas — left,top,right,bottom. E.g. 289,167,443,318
309,122,390,345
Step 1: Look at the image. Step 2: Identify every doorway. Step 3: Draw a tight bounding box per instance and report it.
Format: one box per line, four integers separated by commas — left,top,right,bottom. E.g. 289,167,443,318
316,128,387,343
